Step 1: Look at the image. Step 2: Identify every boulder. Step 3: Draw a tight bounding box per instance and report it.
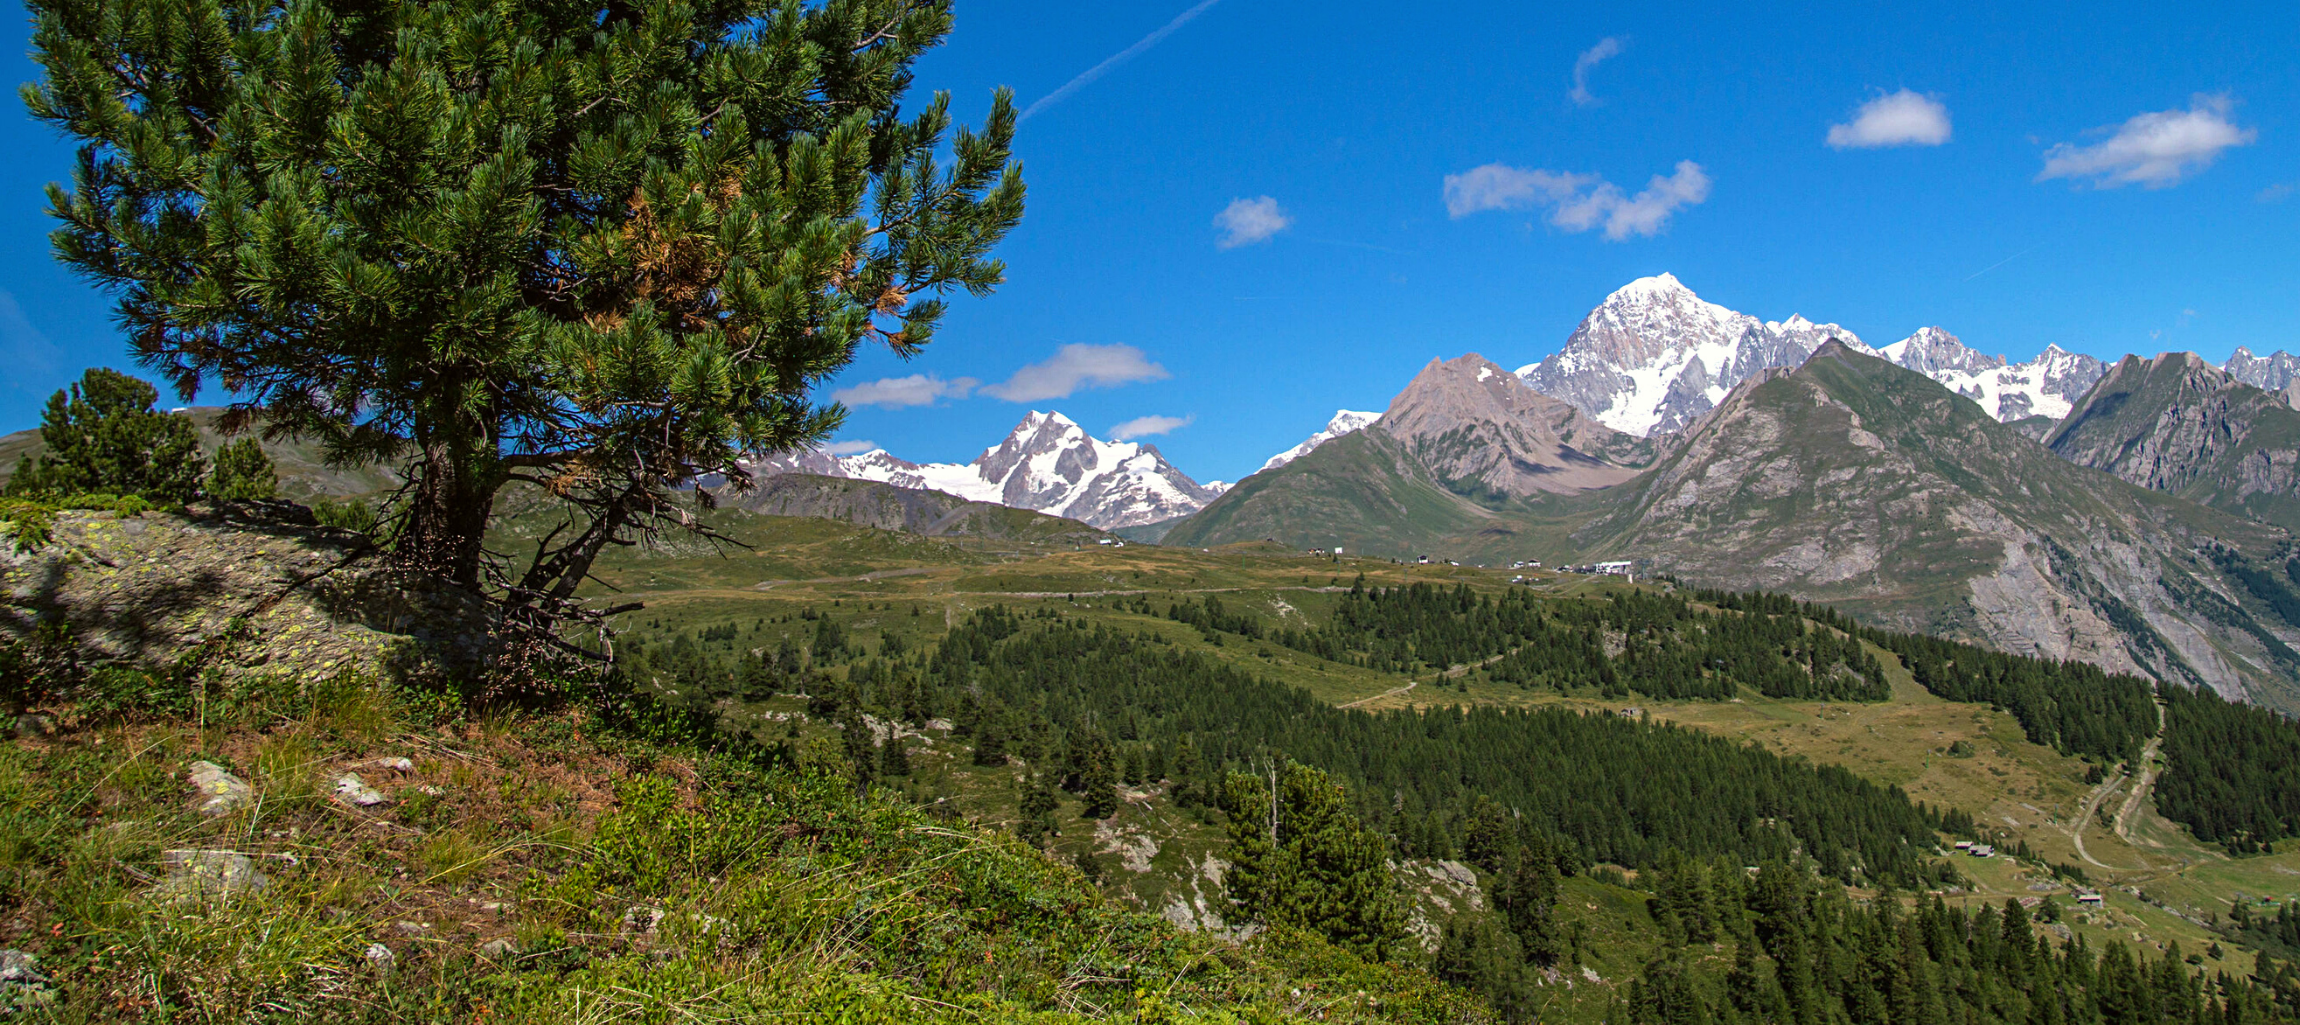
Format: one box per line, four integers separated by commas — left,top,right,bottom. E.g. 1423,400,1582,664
159,849,268,899
333,773,390,808
187,761,254,816
0,950,53,1011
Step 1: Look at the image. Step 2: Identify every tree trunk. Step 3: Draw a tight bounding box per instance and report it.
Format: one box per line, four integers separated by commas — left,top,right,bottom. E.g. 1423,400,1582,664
399,441,500,592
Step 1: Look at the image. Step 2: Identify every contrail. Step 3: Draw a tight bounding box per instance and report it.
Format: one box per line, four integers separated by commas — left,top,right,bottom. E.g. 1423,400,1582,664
1019,0,1224,124
1965,240,2049,282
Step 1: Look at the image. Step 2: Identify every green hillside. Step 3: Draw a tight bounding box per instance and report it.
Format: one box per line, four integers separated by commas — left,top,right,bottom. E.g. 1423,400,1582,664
1163,429,1586,563
1168,346,2300,711
14,501,2300,1022
578,509,2300,1022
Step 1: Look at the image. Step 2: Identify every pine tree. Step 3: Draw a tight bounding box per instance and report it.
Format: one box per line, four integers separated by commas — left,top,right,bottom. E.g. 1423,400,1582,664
1017,772,1059,847
1218,762,1404,960
878,735,910,778
1079,729,1120,820
27,0,1024,605
206,438,278,501
6,369,204,502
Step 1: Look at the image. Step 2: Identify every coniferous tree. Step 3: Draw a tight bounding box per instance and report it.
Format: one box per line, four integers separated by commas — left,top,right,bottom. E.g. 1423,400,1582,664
878,734,910,778
205,438,278,501
1017,772,1059,847
26,0,1024,604
1433,916,1536,1019
1218,762,1403,960
1078,728,1120,819
6,369,203,502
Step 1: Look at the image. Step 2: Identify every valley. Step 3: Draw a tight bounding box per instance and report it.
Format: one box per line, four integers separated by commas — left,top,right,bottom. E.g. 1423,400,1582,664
579,511,2300,1001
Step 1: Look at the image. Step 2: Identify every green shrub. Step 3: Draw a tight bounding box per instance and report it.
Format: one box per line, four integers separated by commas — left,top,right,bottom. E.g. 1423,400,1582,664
4,368,203,503
309,495,378,535
0,498,53,553
206,438,278,501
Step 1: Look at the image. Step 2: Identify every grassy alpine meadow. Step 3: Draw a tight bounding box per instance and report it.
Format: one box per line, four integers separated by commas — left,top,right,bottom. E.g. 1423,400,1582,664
0,666,1488,1023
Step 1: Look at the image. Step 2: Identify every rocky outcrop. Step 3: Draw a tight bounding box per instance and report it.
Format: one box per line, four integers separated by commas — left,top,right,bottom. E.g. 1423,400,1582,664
1,505,492,685
2048,353,2300,532
1579,342,2300,707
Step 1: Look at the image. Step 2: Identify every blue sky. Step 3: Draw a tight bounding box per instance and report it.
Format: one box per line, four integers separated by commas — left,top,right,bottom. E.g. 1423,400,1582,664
2,0,2295,483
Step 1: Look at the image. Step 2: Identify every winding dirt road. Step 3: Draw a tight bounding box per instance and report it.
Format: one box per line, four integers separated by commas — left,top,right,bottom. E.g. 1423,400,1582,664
2069,700,2167,870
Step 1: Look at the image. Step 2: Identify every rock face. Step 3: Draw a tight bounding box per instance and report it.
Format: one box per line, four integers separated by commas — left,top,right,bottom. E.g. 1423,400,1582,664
729,473,1109,542
746,412,1220,529
1377,354,1654,498
1878,330,2106,423
1515,274,2106,435
1577,341,2300,707
2047,353,2300,531
2223,347,2300,394
1258,410,1382,473
1,507,491,684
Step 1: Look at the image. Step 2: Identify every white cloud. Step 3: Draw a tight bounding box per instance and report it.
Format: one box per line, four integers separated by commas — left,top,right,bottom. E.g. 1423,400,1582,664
1108,414,1192,440
1214,196,1292,249
822,439,879,456
1444,160,1710,240
829,373,978,409
2258,181,2294,203
1443,166,1600,217
2038,94,2256,189
1570,37,1624,107
982,344,1170,402
1826,90,1952,149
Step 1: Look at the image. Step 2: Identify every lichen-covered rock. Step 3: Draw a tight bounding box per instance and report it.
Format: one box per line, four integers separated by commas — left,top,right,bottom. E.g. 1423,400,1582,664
0,506,496,684
0,949,53,1011
187,761,254,816
333,772,390,807
158,849,268,899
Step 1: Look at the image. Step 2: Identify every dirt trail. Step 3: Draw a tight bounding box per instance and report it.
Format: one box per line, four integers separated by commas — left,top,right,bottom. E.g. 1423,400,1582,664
2113,702,2168,842
2069,700,2167,870
1339,681,1416,710
1336,651,1513,711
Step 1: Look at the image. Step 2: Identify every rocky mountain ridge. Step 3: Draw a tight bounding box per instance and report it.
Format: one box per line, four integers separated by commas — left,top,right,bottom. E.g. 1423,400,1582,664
1513,274,2114,435
1573,340,2298,705
1376,354,1655,499
1169,342,2300,709
744,411,1223,529
2047,353,2300,531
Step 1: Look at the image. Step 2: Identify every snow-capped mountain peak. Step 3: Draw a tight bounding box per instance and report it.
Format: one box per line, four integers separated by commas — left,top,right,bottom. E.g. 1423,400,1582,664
1884,329,2104,422
1514,275,2109,434
1516,276,1862,436
1258,409,1382,473
745,411,1219,529
2224,347,2300,394
1879,327,2003,376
